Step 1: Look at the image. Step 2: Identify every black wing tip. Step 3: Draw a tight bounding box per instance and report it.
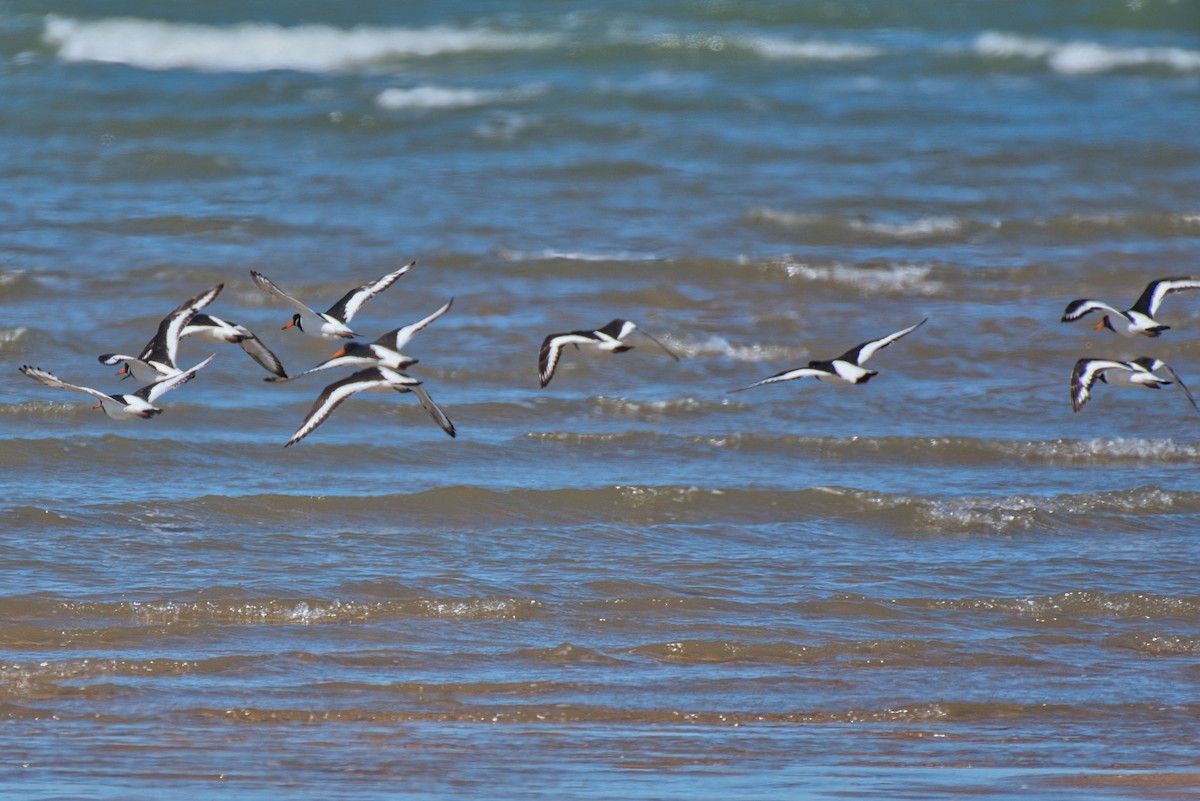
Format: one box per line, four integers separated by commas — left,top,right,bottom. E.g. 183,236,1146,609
1061,299,1090,318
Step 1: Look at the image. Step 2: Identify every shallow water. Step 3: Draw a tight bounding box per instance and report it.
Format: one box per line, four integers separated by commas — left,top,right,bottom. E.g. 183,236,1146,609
3,2,1200,799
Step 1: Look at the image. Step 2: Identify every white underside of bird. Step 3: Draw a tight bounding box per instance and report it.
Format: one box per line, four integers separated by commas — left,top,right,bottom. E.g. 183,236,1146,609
730,319,926,393
1070,356,1199,413
285,365,455,446
20,355,214,421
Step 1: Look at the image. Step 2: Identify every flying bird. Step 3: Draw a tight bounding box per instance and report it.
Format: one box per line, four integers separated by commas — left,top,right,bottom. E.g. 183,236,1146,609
1070,356,1199,413
98,284,223,384
251,261,415,339
266,298,452,384
20,356,214,421
182,312,287,379
1061,276,1200,338
730,319,926,393
285,366,456,446
538,318,679,388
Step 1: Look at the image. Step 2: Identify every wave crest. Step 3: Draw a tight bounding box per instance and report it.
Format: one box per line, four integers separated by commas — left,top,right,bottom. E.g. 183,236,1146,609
44,16,563,72
974,31,1200,75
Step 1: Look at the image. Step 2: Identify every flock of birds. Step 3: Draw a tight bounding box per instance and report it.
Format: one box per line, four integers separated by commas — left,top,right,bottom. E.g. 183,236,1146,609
19,261,458,446
1061,276,1200,413
16,268,1200,445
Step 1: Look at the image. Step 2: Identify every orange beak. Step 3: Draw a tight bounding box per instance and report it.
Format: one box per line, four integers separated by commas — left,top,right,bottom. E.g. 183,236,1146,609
282,319,296,330
92,401,102,409
330,348,347,359
115,364,128,376
1093,319,1105,331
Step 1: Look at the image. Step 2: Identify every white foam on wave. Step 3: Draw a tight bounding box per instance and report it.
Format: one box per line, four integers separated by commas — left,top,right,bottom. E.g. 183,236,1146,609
767,258,943,296
848,216,964,239
497,248,664,263
672,334,797,362
376,84,543,110
594,396,708,416
43,15,563,72
0,325,29,345
974,31,1200,75
648,30,880,62
916,486,1183,533
1010,438,1200,463
750,208,969,241
742,36,881,61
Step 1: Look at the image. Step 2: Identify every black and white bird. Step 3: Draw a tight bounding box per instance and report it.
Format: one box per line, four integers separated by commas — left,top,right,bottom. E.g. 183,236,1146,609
538,318,679,388
266,298,452,384
1070,356,1199,413
729,319,927,393
19,356,214,421
182,313,287,379
98,284,223,384
285,365,456,446
251,261,415,340
1061,276,1200,338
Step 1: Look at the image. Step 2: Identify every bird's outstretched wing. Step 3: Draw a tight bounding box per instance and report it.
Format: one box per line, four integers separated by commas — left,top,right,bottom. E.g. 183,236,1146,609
325,261,416,322
836,318,927,366
1130,276,1200,318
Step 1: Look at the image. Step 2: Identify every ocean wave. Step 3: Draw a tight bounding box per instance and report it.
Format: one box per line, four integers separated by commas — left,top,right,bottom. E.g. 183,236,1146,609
739,36,882,61
1000,437,1200,463
902,590,1200,621
7,483,1199,535
495,247,666,263
631,637,938,666
376,83,544,111
760,257,945,295
0,655,263,689
1036,211,1200,239
180,699,1171,726
973,31,1200,75
1108,632,1200,656
749,208,1200,248
0,596,545,633
860,485,1190,535
0,270,44,298
1,430,1194,498
521,433,1200,465
38,16,1200,80
0,325,31,357
42,16,563,73
747,207,987,244
649,31,881,61
590,395,715,416
658,334,796,362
